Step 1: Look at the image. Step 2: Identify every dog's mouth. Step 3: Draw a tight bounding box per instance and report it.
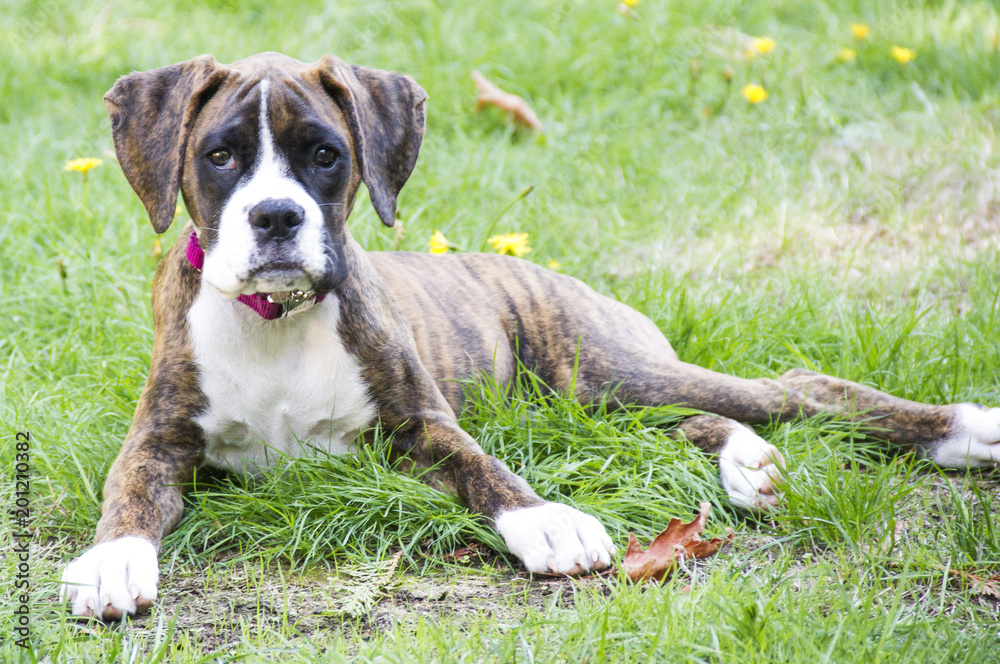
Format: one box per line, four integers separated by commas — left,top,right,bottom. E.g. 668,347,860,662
243,262,316,295
202,242,348,300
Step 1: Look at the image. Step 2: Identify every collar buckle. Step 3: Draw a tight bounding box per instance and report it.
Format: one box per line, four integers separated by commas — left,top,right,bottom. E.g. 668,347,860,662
265,289,316,305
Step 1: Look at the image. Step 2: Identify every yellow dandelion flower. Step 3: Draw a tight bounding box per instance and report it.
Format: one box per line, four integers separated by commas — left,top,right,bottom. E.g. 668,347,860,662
752,37,776,55
741,83,768,104
428,230,451,254
850,23,871,41
837,47,857,62
65,157,103,175
487,232,531,258
890,45,916,65
622,0,640,7
546,259,562,271
151,238,163,261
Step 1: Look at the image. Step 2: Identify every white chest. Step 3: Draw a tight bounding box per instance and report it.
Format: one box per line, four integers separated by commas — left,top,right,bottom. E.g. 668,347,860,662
187,288,376,474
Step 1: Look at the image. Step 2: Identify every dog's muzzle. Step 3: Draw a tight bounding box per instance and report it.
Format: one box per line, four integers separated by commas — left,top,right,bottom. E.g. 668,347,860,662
186,231,327,319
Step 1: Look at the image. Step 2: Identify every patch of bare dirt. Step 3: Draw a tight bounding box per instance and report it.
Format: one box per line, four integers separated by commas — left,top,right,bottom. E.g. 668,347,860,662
110,561,607,651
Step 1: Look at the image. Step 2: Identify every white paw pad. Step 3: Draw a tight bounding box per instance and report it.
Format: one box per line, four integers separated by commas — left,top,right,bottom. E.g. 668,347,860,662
495,502,615,575
719,427,785,511
931,404,1000,468
60,536,159,620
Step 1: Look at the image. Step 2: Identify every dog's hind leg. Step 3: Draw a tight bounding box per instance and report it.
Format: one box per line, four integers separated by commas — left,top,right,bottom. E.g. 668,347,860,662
574,344,998,457
674,415,785,510
774,368,1000,468
567,348,999,507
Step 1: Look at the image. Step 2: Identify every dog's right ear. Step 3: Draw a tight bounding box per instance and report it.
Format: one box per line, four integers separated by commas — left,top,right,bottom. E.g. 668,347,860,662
104,56,229,234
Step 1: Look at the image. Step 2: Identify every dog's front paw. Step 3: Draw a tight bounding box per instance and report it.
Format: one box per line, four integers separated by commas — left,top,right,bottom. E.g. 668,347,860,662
60,536,159,620
719,426,785,511
495,502,615,575
931,404,1000,468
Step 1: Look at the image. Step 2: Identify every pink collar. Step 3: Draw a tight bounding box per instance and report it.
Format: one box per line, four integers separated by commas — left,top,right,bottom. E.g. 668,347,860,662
185,231,325,320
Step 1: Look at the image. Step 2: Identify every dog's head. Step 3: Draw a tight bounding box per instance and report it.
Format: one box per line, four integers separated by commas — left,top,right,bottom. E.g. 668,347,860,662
104,52,426,297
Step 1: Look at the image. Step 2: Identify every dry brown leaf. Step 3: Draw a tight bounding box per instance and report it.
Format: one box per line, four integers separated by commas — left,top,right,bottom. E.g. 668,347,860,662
621,502,733,583
471,70,543,132
942,566,1000,598
972,577,1000,598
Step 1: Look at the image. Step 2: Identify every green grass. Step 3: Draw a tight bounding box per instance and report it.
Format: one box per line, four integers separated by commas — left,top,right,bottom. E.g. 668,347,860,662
3,0,1000,661
775,439,925,554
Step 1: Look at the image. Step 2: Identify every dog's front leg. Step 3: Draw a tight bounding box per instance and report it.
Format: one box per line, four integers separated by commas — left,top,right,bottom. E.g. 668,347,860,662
60,275,206,623
391,416,615,575
59,239,207,620
60,417,203,620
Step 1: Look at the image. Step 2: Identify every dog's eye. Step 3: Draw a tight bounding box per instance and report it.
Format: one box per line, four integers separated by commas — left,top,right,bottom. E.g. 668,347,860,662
314,147,337,168
208,149,235,170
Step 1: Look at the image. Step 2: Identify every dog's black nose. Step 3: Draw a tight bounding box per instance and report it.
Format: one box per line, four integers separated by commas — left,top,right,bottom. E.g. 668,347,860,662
249,199,304,240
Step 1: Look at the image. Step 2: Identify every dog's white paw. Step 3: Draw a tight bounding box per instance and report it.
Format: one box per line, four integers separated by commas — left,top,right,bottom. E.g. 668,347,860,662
719,426,785,511
930,404,1000,468
495,502,615,575
60,536,158,620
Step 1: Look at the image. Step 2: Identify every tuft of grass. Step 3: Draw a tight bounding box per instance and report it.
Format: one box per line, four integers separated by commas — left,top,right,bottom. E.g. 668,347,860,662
937,477,1000,570
167,436,502,569
774,440,926,555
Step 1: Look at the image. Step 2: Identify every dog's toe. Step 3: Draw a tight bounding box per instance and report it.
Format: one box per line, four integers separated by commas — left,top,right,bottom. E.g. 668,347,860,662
495,502,615,575
61,536,159,620
719,426,785,512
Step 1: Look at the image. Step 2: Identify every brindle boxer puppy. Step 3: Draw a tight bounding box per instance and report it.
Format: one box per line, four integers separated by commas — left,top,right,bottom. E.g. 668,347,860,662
61,53,1000,620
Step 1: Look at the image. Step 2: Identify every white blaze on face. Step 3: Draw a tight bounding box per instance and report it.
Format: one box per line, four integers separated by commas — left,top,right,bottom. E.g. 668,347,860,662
202,79,329,298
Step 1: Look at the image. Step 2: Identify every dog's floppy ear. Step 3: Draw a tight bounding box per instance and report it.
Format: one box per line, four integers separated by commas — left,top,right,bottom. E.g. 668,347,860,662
308,56,427,227
104,56,229,234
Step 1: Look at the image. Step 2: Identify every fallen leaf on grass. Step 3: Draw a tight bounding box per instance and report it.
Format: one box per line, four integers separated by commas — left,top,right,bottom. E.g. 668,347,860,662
471,70,543,132
972,576,1000,598
621,502,733,583
941,566,1000,599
